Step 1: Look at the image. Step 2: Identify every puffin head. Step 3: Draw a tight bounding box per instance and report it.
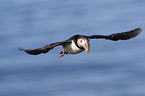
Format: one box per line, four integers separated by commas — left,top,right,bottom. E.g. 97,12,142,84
77,37,90,53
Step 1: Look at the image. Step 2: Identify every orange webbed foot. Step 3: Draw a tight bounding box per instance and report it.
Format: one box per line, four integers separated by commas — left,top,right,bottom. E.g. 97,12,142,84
59,51,65,58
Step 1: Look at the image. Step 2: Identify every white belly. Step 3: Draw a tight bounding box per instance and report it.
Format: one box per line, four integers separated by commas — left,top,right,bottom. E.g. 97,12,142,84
63,40,84,54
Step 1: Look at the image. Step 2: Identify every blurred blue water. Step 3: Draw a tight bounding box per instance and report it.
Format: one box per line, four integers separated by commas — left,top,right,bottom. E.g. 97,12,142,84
0,0,145,96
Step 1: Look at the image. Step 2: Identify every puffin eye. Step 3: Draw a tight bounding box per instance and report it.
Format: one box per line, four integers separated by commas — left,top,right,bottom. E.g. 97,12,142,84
80,40,83,42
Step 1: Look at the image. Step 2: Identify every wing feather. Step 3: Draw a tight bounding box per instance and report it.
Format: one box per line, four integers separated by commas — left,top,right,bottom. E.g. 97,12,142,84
87,28,142,41
19,40,71,55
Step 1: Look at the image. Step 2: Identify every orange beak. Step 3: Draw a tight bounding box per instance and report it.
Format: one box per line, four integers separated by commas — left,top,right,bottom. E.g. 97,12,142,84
84,40,90,53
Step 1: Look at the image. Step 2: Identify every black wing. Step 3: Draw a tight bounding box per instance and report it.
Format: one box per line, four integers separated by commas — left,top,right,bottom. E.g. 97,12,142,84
19,40,71,55
87,28,142,41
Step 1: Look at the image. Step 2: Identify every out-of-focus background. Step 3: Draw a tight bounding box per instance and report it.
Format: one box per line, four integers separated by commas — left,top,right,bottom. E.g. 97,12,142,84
0,0,145,96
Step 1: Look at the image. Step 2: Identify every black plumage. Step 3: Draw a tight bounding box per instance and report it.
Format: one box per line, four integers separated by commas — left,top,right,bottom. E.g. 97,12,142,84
19,28,142,56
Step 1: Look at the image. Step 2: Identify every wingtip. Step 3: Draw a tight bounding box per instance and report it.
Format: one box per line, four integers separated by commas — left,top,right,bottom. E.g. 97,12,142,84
137,27,142,30
136,27,142,33
131,27,142,38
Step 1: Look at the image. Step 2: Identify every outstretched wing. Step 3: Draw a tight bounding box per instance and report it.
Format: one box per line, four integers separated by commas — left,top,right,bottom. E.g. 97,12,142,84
19,40,71,55
87,28,142,41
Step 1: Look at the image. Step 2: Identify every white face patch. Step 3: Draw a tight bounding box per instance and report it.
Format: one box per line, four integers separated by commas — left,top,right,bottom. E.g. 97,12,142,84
77,38,86,47
77,38,90,52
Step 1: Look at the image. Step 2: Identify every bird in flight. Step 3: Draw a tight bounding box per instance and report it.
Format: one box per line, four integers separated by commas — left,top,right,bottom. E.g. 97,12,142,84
19,28,142,57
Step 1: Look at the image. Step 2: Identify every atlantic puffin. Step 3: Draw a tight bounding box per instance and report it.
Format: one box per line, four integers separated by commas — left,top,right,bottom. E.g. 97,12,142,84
19,28,142,57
